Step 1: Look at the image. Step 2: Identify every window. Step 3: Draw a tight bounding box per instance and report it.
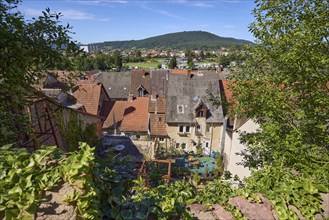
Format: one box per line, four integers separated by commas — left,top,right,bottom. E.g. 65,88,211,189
185,125,190,133
196,125,201,133
158,117,162,122
177,105,184,113
181,143,186,150
206,124,211,133
138,88,144,97
178,124,191,133
176,143,180,148
197,111,204,117
159,137,164,141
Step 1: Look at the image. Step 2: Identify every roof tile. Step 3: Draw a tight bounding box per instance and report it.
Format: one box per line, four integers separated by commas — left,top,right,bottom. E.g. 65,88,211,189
120,97,149,132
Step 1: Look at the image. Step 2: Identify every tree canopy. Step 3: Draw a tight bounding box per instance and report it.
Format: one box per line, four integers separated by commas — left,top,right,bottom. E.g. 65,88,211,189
231,0,329,184
0,0,80,145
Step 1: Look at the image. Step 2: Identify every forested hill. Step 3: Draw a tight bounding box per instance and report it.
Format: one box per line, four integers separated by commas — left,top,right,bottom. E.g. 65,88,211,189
89,31,253,50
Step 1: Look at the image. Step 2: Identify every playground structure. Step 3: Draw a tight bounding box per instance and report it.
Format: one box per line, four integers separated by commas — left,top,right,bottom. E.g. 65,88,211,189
138,155,217,185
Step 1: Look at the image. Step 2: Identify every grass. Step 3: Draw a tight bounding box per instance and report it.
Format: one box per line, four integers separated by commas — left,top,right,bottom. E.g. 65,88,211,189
123,60,162,70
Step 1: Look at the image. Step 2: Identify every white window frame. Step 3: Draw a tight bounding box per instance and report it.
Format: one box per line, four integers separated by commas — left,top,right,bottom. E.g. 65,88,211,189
178,124,191,133
177,105,184,114
196,125,202,133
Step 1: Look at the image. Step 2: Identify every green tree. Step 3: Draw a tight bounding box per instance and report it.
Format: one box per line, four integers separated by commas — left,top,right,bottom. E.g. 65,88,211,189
199,50,205,60
186,49,194,69
231,0,329,180
0,0,80,145
136,50,141,57
168,56,177,69
113,50,122,70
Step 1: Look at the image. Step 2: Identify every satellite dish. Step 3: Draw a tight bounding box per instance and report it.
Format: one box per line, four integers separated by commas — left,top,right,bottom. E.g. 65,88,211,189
115,144,125,151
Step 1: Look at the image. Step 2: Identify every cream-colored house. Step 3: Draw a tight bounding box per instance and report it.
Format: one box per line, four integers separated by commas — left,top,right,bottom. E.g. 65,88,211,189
222,117,259,179
166,73,224,154
218,80,259,179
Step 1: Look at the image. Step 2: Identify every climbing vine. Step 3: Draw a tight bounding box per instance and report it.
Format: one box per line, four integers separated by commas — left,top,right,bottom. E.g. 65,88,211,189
55,110,100,151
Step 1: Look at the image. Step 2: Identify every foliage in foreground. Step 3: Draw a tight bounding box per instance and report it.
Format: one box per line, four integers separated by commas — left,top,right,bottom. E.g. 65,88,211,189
1,142,329,220
0,0,81,146
0,143,98,219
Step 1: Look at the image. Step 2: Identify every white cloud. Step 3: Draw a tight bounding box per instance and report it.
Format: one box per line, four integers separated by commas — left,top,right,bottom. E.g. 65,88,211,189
23,7,111,21
223,24,236,29
98,17,112,21
195,24,210,28
191,2,214,8
67,0,128,5
222,0,244,3
23,8,94,20
140,4,185,21
59,9,95,20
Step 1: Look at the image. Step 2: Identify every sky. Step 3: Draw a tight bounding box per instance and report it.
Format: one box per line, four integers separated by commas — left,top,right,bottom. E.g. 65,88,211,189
19,0,256,44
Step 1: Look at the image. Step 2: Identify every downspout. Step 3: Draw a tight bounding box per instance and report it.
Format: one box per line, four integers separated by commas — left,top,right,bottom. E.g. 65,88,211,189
210,123,214,156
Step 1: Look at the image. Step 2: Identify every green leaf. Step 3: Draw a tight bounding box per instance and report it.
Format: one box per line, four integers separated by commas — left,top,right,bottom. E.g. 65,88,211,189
120,210,133,219
0,144,13,150
5,209,19,220
136,211,147,219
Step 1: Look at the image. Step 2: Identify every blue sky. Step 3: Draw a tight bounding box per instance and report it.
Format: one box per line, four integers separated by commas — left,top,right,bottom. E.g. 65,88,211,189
20,0,256,44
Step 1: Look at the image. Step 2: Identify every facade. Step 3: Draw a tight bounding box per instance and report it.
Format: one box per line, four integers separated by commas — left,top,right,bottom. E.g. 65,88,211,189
222,117,258,179
219,80,257,179
23,88,102,152
166,73,224,153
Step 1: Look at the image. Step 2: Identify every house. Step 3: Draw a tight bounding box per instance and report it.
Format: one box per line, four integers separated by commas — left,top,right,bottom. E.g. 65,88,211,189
219,80,258,179
119,95,150,139
148,96,168,142
166,73,224,154
40,88,84,111
94,71,131,100
130,70,151,98
103,100,127,134
72,81,111,120
39,70,89,91
150,70,170,96
23,87,103,152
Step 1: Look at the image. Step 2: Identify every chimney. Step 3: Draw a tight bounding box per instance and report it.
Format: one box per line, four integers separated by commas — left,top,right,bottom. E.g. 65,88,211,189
186,70,191,79
128,92,134,102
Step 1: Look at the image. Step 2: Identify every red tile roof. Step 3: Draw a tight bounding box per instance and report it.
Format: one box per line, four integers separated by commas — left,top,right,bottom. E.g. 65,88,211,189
104,100,127,129
148,96,166,113
120,97,150,132
221,80,235,103
73,81,102,115
170,69,191,75
149,113,167,136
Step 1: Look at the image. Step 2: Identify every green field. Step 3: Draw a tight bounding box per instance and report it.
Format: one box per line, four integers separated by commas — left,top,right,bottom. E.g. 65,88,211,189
123,61,162,70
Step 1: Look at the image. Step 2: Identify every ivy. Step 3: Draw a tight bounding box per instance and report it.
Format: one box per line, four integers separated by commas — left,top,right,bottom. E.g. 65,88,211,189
55,110,101,151
0,143,100,220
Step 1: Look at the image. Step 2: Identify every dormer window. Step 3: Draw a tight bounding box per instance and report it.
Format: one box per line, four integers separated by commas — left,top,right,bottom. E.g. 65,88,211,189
195,101,208,118
137,85,148,97
177,105,184,114
138,88,144,97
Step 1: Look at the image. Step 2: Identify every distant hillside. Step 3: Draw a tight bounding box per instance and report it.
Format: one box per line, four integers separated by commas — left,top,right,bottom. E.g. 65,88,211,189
89,31,253,50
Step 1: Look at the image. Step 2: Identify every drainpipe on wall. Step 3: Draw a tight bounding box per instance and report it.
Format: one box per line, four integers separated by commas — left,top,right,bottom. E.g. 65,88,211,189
210,123,214,156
